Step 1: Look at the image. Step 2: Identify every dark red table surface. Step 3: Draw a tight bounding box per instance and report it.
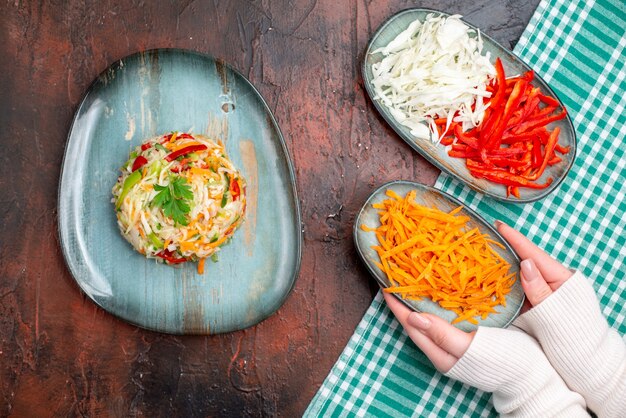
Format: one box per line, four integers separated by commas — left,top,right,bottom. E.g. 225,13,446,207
1,1,539,416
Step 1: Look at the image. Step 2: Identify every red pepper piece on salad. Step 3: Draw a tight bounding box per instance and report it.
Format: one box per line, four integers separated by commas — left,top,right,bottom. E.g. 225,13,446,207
165,144,208,162
170,158,193,173
230,178,241,200
160,132,178,144
156,249,187,264
131,155,148,172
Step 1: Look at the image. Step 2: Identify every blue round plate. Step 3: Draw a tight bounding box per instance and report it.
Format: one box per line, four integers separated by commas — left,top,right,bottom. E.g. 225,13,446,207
362,9,576,203
58,49,302,334
354,181,524,332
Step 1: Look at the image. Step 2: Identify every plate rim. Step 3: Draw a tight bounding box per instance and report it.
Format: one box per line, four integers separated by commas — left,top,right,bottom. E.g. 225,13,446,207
353,180,525,329
57,48,303,335
361,8,577,203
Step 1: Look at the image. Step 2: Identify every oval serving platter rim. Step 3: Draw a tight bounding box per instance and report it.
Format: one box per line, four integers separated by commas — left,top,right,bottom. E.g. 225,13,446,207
353,180,525,329
361,8,577,203
57,48,303,335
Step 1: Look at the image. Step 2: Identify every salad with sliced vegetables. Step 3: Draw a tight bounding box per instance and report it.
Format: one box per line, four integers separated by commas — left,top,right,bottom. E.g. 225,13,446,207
112,132,246,272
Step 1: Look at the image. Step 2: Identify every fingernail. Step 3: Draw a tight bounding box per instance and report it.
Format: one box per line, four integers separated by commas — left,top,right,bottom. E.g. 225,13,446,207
494,220,504,229
521,259,539,282
408,313,431,330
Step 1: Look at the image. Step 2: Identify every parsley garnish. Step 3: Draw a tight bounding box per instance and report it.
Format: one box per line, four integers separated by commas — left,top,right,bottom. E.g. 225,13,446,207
152,176,194,225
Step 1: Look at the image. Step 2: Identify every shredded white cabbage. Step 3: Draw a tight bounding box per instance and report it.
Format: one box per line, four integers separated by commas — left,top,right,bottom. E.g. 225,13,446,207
370,14,495,143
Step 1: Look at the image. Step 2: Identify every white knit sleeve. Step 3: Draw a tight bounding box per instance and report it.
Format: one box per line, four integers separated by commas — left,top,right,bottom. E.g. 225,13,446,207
513,271,626,417
445,327,588,417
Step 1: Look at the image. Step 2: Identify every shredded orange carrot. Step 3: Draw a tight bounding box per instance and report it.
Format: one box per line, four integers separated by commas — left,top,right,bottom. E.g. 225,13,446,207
179,241,197,252
208,235,229,248
190,167,216,177
198,258,206,274
363,190,515,324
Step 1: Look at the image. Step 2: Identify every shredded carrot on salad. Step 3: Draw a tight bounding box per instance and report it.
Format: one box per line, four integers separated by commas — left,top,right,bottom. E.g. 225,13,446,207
362,189,515,324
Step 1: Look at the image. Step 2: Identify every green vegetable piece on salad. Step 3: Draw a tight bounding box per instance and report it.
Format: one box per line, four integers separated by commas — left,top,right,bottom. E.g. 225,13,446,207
116,169,142,209
152,176,194,226
148,232,164,249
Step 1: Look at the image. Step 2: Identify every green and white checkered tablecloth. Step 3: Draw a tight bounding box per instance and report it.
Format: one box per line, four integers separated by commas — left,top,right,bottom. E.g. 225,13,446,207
305,0,625,416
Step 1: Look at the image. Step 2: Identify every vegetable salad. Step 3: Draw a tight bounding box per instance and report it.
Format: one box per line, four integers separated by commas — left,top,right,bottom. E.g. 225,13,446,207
112,132,246,271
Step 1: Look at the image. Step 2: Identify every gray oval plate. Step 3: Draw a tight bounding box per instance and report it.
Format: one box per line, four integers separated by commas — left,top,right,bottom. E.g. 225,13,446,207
363,9,576,203
354,181,524,331
58,49,302,334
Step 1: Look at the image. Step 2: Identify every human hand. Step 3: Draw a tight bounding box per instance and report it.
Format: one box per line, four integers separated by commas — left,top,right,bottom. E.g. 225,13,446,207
382,222,574,373
499,221,626,416
495,221,573,310
383,291,589,417
383,292,474,373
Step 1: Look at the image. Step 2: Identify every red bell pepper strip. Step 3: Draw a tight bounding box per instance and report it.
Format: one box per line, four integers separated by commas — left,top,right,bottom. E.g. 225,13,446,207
454,125,479,148
508,87,540,127
141,143,152,151
156,249,187,264
479,59,507,145
484,80,528,150
492,58,507,107
536,128,551,145
165,144,208,162
501,127,545,144
489,148,527,157
530,105,558,120
230,178,241,200
451,143,471,152
439,136,454,146
131,155,148,172
554,143,570,154
507,109,524,128
449,149,478,159
451,145,525,158
178,133,194,139
539,93,560,107
532,137,542,169
489,156,530,169
469,166,553,189
525,127,560,181
513,110,567,134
